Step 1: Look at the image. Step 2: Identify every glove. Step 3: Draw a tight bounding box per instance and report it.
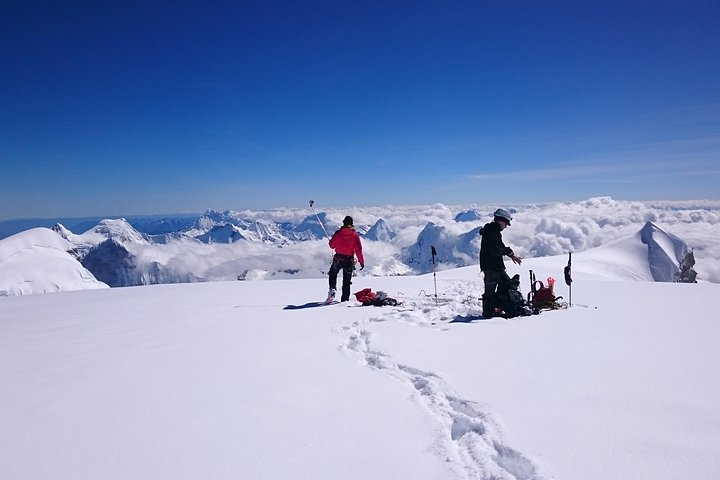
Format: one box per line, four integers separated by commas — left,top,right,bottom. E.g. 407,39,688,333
359,264,365,271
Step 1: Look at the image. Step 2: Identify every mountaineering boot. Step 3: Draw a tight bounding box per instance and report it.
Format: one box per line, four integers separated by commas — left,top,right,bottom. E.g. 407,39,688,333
326,288,337,303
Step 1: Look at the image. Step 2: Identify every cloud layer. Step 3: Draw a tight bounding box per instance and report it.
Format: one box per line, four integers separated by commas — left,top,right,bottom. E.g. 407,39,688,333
123,197,720,283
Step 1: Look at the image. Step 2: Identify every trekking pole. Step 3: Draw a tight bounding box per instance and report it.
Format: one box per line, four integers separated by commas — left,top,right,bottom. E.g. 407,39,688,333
309,200,330,240
431,245,438,305
528,270,535,305
564,252,573,307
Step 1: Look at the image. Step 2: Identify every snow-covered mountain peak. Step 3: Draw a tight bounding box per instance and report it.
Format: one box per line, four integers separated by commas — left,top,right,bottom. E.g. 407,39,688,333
570,221,695,282
402,223,459,271
51,223,73,240
0,228,108,295
91,218,149,245
196,224,247,244
192,209,236,231
454,209,484,222
293,212,331,241
364,219,397,242
0,227,70,258
640,221,692,282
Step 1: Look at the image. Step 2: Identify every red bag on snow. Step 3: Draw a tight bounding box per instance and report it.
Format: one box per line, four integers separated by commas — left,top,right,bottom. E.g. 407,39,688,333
532,281,556,308
355,288,377,305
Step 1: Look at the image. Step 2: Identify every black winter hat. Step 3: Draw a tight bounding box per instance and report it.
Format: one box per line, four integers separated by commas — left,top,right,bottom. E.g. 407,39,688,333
343,216,353,226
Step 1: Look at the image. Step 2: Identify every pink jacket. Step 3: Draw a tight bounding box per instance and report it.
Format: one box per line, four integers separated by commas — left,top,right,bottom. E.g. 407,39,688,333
329,226,364,265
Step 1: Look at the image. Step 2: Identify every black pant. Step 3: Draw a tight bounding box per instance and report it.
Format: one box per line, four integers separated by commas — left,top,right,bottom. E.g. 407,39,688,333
328,254,355,301
482,270,510,315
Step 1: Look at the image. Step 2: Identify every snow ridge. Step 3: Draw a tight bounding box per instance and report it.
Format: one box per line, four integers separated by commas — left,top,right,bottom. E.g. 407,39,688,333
338,290,546,480
640,221,691,282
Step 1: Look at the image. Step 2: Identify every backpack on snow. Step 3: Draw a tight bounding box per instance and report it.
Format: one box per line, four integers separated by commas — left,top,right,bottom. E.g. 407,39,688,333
528,271,564,310
494,274,534,318
354,288,400,307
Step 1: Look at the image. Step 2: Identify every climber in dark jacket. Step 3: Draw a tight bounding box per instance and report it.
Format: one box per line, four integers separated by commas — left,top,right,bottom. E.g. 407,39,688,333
479,208,522,317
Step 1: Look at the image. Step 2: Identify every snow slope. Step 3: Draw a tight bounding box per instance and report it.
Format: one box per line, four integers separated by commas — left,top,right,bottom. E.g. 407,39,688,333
1,241,719,479
364,268,720,480
0,228,107,296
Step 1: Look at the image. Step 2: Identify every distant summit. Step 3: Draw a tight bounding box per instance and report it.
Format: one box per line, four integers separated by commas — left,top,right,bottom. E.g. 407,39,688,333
196,224,247,244
292,213,331,241
640,221,696,282
184,210,291,245
92,218,150,245
364,219,396,242
454,209,484,222
0,228,108,295
401,222,480,273
573,221,697,282
192,209,238,231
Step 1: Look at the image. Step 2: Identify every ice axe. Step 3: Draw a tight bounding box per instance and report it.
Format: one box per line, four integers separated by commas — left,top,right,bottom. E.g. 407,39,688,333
431,245,438,305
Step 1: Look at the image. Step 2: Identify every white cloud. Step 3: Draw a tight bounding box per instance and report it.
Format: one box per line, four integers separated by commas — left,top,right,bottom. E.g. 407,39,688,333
132,197,720,283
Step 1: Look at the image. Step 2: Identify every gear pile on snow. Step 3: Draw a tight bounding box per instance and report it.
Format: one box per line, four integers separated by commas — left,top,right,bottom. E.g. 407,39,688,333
528,271,566,310
491,274,534,318
354,288,400,307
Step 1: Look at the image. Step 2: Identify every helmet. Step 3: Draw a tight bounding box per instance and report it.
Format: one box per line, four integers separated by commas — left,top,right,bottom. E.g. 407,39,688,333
493,208,512,225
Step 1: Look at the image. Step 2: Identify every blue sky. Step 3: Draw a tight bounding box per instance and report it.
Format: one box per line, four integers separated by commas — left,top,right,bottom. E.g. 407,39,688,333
1,1,719,220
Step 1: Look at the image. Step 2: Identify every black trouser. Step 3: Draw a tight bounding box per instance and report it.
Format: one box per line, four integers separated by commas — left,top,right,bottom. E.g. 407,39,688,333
328,254,355,301
482,270,511,316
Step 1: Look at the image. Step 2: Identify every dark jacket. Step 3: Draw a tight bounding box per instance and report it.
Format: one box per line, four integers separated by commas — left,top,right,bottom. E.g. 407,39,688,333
479,221,514,272
329,226,364,265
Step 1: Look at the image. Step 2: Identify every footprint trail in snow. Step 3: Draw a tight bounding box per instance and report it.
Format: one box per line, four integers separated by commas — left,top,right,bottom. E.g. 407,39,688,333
337,280,548,480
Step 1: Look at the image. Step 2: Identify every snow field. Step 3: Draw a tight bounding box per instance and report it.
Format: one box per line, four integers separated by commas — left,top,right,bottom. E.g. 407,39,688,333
1,256,719,479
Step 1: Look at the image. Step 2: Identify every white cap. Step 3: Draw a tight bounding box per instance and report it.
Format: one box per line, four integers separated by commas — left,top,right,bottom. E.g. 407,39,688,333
494,208,512,225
